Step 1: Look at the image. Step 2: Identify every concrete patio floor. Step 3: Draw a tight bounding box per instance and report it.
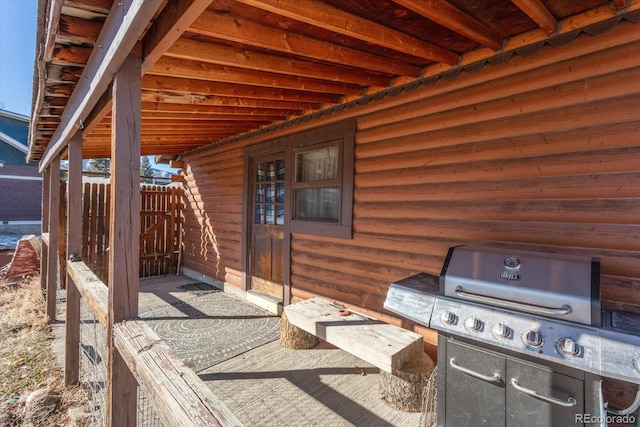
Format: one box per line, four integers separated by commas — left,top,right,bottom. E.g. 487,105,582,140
55,275,429,426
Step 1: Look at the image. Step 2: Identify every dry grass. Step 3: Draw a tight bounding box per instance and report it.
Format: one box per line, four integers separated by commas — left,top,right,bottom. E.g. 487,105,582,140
0,276,90,426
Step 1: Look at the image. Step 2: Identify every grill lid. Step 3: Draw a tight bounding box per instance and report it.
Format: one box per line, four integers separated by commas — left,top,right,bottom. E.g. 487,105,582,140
440,245,600,325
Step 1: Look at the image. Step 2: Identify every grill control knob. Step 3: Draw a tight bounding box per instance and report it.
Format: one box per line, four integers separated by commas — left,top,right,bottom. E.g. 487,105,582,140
464,316,483,332
558,337,581,357
524,330,543,348
492,323,511,339
441,311,457,325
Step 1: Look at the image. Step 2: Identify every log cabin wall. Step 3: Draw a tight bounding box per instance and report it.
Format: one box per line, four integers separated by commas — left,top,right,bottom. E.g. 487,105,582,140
181,22,640,353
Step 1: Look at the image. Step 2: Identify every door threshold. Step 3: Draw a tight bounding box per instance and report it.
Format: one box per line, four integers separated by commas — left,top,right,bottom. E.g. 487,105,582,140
247,290,283,316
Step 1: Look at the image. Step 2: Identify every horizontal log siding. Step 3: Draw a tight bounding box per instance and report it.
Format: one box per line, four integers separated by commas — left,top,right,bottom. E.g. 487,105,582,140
290,33,640,322
180,25,640,331
181,144,245,287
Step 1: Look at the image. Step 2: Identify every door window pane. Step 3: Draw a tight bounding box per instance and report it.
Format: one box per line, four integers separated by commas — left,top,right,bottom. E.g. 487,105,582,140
255,205,264,224
277,159,285,180
265,205,274,224
276,205,284,225
276,183,285,203
257,163,265,182
256,184,264,203
254,158,284,226
266,183,275,203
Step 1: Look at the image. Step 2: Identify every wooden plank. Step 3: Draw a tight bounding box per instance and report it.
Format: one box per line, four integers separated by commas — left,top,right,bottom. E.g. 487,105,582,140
284,297,423,373
65,132,83,386
58,182,67,290
190,11,422,78
510,0,557,34
81,182,90,264
141,0,212,72
236,0,457,64
393,0,502,50
107,53,142,427
47,157,61,322
113,319,243,427
67,260,109,327
169,187,177,273
165,38,391,87
38,0,163,172
96,183,106,279
88,183,98,271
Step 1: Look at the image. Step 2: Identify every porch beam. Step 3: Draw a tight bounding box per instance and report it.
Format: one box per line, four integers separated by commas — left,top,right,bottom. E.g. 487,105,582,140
46,157,61,322
64,132,83,386
106,53,142,427
38,0,163,173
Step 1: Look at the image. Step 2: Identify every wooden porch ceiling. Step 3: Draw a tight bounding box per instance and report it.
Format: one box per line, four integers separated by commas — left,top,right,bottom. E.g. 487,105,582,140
28,0,639,164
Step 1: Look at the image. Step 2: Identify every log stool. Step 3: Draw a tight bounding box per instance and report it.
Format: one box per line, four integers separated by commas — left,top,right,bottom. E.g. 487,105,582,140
379,352,435,412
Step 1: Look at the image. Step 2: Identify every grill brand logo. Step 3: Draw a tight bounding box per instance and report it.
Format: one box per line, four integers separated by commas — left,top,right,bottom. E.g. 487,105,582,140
500,271,521,281
501,256,521,281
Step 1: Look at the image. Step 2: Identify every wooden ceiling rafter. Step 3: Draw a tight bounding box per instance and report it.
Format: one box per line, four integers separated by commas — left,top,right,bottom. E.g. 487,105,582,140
141,0,213,72
142,75,340,104
510,0,557,34
164,38,392,87
148,57,364,95
234,0,459,64
139,91,323,110
188,11,423,78
392,0,503,50
140,102,303,116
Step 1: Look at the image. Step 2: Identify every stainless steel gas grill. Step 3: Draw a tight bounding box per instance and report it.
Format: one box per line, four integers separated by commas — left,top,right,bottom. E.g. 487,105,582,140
384,245,640,427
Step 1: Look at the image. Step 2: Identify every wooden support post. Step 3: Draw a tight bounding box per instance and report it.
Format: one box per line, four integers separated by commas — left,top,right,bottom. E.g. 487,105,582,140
106,53,141,427
40,168,50,293
46,157,61,322
65,132,83,386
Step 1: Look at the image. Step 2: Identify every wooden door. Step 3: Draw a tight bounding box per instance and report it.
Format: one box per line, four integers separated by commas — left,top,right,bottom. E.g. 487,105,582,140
250,154,285,300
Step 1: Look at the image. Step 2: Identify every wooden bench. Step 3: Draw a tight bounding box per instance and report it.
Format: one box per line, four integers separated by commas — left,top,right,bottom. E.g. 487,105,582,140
280,297,435,412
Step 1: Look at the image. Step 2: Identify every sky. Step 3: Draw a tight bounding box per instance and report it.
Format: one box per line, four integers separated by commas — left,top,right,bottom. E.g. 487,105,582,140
0,0,37,117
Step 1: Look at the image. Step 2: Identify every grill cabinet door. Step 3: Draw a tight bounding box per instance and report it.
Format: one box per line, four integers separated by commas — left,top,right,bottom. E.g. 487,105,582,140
445,340,506,426
506,359,584,426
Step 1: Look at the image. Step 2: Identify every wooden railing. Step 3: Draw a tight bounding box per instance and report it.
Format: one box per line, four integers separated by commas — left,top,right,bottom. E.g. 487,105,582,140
66,261,242,426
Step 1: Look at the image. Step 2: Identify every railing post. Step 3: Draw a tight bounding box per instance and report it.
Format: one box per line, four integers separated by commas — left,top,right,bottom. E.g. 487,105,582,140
107,52,141,427
65,132,83,385
47,157,61,322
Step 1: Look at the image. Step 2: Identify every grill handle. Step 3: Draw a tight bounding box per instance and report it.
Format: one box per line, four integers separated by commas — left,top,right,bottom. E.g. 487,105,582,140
454,287,573,317
511,379,577,407
449,358,501,383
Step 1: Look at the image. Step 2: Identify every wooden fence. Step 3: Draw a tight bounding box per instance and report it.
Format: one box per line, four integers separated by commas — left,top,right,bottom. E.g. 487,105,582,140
60,183,183,283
